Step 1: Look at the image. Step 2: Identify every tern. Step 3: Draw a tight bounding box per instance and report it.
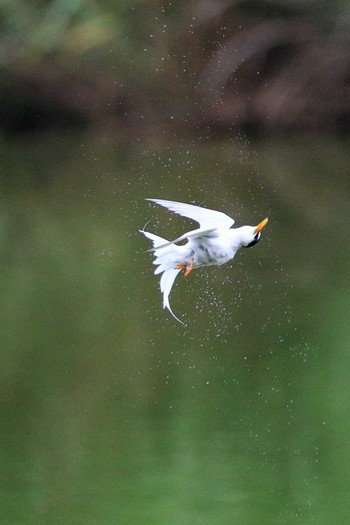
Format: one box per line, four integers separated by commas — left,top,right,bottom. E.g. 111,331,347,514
140,198,268,323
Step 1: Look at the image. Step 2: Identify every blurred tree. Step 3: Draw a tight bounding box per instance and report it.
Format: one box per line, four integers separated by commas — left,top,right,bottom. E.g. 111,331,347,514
0,0,349,136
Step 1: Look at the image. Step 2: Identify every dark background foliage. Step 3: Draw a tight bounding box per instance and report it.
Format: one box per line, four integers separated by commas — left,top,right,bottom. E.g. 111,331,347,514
1,0,349,137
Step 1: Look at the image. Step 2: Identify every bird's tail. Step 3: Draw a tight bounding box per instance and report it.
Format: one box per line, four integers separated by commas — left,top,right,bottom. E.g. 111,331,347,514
139,228,183,324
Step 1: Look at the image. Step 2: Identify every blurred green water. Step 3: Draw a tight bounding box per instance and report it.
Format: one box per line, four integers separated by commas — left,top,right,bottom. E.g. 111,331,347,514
0,134,349,524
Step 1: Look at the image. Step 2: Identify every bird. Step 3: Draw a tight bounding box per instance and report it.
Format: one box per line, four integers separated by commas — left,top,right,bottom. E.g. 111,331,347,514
140,198,268,323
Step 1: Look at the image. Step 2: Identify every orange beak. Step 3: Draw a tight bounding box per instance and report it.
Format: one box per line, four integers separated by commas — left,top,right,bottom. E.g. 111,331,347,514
254,217,268,233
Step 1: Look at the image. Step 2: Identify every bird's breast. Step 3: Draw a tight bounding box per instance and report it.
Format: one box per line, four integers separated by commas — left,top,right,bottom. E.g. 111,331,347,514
191,237,234,267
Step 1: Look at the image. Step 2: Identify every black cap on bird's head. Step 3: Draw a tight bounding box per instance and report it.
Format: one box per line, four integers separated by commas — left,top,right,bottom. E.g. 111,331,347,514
244,217,268,248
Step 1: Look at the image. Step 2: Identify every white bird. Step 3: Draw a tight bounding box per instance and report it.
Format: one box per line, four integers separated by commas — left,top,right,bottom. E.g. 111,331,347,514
140,198,268,323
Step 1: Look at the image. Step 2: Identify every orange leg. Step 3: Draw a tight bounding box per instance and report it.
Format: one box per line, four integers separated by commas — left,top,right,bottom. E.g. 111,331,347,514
176,258,194,276
184,258,194,277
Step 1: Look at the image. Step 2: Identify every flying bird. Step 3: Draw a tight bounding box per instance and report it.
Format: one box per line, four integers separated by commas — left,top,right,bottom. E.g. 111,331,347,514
140,198,268,323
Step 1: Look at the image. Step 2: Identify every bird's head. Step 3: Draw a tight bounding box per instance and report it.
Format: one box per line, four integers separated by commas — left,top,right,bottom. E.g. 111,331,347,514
240,218,269,248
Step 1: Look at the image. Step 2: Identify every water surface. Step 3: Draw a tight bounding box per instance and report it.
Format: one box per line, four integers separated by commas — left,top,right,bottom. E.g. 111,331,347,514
1,134,349,524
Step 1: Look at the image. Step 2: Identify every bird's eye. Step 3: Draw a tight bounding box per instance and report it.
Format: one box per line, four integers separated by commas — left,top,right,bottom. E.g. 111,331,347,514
244,232,261,248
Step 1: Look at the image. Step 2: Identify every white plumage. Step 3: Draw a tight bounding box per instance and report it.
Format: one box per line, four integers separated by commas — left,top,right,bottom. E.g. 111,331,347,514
140,198,268,323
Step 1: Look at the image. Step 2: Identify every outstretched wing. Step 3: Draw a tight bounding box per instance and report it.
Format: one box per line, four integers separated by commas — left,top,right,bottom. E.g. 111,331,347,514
146,198,235,230
146,227,219,253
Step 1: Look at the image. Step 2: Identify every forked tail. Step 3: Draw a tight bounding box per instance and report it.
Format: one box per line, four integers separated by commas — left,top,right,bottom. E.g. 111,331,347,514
140,228,183,324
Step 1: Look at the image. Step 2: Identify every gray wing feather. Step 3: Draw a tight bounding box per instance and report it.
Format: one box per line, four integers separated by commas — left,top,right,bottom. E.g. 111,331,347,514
147,198,234,230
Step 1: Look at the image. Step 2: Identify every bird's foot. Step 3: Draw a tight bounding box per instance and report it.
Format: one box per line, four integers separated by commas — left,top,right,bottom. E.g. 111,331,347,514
176,258,194,276
184,258,194,277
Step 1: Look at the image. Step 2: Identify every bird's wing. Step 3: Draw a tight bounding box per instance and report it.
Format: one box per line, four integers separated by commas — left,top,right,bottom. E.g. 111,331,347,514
147,227,218,252
147,198,235,230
